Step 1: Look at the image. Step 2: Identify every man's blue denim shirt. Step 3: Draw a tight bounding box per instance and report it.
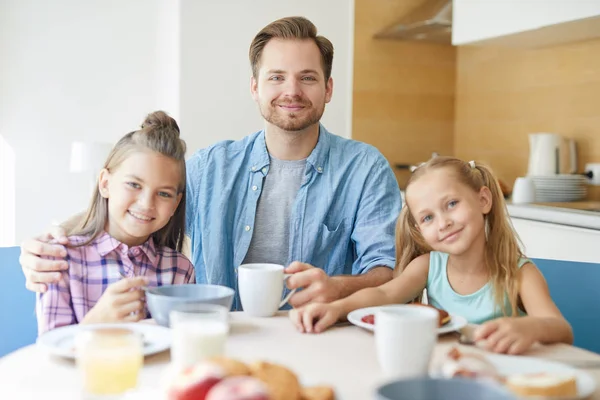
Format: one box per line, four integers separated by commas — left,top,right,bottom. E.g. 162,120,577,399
185,125,402,309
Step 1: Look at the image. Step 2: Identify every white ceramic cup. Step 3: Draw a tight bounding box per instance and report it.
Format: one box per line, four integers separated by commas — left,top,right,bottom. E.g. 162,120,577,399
512,177,536,204
375,305,439,379
238,263,297,317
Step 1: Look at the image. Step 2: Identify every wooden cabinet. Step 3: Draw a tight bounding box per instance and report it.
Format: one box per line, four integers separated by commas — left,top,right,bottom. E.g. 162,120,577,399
452,0,600,48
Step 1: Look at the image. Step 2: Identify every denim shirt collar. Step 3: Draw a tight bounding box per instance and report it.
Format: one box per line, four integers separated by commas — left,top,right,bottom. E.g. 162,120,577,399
249,123,331,175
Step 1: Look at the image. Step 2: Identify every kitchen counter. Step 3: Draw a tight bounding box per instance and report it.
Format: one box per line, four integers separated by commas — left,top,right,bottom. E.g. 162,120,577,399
507,201,600,231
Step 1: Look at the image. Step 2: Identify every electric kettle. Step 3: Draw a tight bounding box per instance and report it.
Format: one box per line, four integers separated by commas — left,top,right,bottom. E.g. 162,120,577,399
527,133,577,176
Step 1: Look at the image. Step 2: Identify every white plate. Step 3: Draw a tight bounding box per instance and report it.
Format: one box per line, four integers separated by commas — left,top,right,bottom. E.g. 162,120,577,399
347,306,468,335
535,186,585,190
535,189,586,194
531,175,586,181
486,353,596,399
36,323,171,359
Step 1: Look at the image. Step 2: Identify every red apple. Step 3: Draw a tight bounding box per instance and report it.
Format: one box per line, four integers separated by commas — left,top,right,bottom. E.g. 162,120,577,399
206,376,270,400
167,362,226,400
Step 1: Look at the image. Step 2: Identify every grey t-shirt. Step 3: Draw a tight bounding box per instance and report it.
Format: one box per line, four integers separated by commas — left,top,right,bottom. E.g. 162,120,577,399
242,156,306,266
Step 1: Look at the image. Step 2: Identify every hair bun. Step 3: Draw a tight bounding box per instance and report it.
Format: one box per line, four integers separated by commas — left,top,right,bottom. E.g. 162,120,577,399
141,111,180,135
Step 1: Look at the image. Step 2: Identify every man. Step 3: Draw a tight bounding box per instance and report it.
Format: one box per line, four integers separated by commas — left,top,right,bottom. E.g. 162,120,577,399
20,16,401,310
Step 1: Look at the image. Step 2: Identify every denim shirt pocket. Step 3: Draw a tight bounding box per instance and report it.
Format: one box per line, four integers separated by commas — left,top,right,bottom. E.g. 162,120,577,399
312,218,352,275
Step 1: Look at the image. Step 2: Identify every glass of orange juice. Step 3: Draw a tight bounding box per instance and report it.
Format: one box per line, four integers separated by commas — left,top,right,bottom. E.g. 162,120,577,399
75,327,144,399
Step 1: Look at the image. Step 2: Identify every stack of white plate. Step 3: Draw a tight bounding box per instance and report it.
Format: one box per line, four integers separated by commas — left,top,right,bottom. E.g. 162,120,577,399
531,175,587,202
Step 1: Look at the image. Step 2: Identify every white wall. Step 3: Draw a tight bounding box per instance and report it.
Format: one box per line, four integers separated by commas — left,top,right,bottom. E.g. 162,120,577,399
0,136,16,246
179,0,355,153
0,0,355,245
0,0,178,244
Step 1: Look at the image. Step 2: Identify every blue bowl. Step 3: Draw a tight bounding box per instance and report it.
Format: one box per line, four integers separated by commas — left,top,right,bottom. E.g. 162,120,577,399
145,284,235,327
376,377,517,400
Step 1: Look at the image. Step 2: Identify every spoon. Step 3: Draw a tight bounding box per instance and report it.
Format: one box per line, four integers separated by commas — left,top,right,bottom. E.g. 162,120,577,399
458,325,478,346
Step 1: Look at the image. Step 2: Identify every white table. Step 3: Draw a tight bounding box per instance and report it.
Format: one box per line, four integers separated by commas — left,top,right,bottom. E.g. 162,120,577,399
1,312,600,399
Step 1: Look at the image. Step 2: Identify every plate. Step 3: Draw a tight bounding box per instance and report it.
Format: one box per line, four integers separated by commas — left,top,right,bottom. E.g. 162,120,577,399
347,306,468,335
483,353,595,399
36,323,171,359
531,175,586,181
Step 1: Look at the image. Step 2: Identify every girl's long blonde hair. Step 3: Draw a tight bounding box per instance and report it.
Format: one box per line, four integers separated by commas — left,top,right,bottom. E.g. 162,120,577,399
395,156,524,316
69,111,187,252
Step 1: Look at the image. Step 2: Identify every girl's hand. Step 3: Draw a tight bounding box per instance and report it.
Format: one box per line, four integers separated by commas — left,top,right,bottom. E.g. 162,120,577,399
474,317,536,355
83,276,149,324
289,303,343,334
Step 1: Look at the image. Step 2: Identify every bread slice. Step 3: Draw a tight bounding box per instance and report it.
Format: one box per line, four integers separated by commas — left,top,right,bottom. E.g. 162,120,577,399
440,347,498,380
506,373,577,397
250,361,302,400
301,386,335,400
205,356,251,376
413,303,451,326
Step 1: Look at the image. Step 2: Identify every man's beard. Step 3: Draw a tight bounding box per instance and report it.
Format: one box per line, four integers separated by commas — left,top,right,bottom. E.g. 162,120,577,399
259,98,325,132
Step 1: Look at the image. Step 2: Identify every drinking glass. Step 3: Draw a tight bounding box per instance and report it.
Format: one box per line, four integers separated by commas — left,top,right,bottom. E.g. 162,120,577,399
75,327,143,399
169,304,229,371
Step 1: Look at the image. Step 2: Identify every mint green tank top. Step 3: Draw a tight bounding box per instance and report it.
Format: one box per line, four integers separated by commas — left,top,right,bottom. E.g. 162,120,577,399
426,252,528,324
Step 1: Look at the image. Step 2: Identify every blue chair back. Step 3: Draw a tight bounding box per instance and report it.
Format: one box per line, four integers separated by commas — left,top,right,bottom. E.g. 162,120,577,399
532,258,600,354
0,247,37,357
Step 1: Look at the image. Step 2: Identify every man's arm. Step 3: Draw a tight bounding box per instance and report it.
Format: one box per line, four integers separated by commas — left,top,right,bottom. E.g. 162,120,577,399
350,155,402,277
331,266,392,299
286,153,401,308
286,263,393,307
20,212,85,293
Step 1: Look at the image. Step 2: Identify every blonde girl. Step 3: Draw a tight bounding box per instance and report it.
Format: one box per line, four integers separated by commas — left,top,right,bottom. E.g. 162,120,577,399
290,156,572,354
37,111,195,334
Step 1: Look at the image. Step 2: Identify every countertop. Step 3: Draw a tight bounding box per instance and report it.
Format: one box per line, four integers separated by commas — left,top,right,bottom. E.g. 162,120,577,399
507,201,600,230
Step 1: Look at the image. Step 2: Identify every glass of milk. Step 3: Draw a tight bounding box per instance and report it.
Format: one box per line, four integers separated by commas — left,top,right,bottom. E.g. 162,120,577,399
169,304,229,371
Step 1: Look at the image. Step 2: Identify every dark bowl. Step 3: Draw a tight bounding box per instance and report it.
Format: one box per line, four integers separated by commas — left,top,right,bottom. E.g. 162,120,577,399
145,284,235,327
376,377,517,400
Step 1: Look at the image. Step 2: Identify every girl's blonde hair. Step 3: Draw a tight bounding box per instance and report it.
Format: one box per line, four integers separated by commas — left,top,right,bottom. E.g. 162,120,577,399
69,111,187,252
395,156,523,316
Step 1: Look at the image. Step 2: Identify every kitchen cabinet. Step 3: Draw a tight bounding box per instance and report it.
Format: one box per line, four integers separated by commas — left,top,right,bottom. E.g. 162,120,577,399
511,217,600,264
452,0,600,48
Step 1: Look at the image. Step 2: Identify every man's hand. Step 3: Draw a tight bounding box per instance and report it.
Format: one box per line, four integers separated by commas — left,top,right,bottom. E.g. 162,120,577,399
82,277,149,324
285,262,343,308
20,226,70,293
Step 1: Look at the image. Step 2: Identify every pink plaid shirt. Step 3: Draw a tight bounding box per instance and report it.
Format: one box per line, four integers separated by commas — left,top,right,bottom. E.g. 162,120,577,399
36,232,195,334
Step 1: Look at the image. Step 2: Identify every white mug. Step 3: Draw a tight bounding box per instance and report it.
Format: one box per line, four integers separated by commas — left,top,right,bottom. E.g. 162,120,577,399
375,305,438,379
512,177,536,204
238,263,297,317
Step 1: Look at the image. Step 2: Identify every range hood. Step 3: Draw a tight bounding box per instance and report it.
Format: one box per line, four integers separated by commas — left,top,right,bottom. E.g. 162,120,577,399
374,0,453,44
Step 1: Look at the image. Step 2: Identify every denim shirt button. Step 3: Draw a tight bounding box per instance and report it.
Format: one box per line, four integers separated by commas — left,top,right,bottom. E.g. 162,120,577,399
252,185,258,191
245,225,251,231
